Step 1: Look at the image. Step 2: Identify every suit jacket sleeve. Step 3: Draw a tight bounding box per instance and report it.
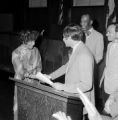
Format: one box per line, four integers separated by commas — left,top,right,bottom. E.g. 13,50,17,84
64,54,94,93
95,35,104,63
50,62,68,80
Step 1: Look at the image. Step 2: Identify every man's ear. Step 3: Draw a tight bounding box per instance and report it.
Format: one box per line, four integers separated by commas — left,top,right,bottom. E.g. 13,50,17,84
90,20,93,25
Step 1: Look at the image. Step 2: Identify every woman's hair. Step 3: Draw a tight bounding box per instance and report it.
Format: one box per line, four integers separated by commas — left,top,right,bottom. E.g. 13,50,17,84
19,30,39,44
63,23,84,41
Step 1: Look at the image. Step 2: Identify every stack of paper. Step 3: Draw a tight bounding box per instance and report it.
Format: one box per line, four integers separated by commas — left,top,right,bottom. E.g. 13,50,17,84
35,72,53,86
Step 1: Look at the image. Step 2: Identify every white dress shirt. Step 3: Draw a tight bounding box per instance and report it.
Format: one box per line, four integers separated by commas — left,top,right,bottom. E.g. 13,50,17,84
85,28,104,63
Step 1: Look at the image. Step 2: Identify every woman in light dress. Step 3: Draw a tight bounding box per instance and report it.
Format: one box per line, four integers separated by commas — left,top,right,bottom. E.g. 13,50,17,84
12,30,42,80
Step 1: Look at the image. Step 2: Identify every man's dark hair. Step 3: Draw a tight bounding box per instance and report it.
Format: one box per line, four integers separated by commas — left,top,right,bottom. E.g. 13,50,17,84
81,14,94,21
63,24,84,41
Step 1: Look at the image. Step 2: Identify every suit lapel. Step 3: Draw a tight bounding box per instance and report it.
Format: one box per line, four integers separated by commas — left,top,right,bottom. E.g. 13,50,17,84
66,42,83,74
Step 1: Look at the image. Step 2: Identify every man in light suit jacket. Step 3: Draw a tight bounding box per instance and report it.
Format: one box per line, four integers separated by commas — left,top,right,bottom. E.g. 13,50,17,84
100,24,118,111
80,14,104,64
48,24,94,106
30,24,95,118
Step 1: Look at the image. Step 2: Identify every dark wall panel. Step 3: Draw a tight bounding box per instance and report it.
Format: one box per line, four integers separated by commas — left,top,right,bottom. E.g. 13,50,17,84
27,8,48,31
0,14,13,32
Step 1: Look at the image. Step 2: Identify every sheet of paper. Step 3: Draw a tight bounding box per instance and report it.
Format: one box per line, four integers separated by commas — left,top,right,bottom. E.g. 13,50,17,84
77,88,102,120
36,72,53,86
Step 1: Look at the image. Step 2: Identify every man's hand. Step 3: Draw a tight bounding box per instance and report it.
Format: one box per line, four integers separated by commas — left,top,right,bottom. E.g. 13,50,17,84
52,111,71,120
52,83,64,91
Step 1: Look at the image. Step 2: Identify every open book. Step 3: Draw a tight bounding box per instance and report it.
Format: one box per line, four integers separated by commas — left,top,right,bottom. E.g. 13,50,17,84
33,72,53,86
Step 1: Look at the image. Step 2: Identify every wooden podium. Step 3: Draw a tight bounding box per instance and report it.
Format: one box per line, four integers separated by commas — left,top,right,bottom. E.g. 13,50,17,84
10,77,83,120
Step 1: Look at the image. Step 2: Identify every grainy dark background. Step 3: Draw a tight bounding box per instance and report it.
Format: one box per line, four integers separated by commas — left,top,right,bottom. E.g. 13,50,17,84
0,0,108,120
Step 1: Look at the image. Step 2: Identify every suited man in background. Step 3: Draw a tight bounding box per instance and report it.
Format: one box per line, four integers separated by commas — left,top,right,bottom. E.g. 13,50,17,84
80,14,104,109
100,24,118,114
80,14,104,64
